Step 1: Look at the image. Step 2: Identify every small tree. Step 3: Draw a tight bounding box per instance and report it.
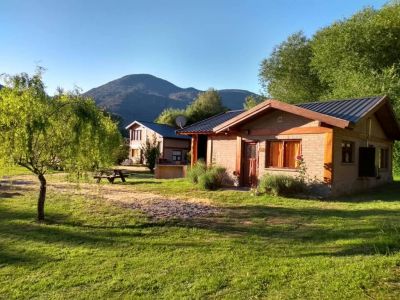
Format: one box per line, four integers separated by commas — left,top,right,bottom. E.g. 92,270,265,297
155,108,186,127
155,88,226,127
186,89,226,124
243,95,263,110
141,134,160,172
0,70,121,221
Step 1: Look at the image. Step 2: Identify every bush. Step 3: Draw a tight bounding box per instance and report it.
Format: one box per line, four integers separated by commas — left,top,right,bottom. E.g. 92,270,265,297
198,166,226,190
187,162,226,190
259,174,306,196
186,160,206,183
141,135,160,173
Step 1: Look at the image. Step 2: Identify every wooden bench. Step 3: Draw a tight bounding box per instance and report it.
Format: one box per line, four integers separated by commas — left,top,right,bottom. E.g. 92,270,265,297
94,169,126,184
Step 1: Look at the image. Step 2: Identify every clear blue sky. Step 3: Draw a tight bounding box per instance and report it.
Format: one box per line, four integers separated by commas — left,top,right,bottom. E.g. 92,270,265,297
0,0,387,94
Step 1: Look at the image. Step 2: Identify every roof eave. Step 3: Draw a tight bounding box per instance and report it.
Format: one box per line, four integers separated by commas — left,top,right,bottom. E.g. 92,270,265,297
214,99,350,133
125,120,140,130
176,131,213,135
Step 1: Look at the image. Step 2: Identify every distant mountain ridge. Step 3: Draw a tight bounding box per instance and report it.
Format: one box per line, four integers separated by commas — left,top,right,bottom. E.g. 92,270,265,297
84,74,256,125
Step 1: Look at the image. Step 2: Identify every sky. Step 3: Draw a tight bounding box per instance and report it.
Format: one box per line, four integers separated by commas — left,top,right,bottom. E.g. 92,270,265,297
0,0,387,94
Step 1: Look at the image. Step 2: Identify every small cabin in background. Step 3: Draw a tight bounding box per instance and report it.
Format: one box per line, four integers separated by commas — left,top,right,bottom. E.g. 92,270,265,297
125,120,190,165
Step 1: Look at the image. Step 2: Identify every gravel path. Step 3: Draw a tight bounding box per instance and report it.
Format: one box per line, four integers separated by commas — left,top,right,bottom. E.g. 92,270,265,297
1,176,220,220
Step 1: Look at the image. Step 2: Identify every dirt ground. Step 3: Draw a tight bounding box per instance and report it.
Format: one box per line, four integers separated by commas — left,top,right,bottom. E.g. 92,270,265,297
0,175,220,220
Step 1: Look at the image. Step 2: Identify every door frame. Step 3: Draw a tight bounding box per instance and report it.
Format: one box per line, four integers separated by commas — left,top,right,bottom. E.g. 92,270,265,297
241,139,259,187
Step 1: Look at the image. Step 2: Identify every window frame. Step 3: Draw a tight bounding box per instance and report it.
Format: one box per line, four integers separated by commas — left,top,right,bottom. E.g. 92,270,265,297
132,130,142,141
132,149,140,158
341,140,355,164
379,148,389,169
172,150,182,162
265,139,302,170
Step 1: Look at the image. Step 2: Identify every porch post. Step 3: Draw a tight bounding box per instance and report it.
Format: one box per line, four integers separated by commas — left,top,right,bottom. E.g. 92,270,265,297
236,136,242,179
191,134,198,167
323,131,334,184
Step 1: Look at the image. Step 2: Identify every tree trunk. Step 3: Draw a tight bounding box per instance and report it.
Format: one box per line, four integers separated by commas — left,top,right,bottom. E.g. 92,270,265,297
37,174,46,221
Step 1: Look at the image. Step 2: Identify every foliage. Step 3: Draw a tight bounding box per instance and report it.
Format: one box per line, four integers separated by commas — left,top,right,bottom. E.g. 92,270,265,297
310,5,400,92
259,174,306,196
243,95,263,110
141,134,160,172
259,32,326,103
187,161,226,190
186,160,207,183
198,166,226,190
113,141,130,165
155,107,187,127
186,89,226,123
259,3,400,172
105,111,129,138
295,155,308,183
156,89,226,127
0,69,121,220
394,141,400,175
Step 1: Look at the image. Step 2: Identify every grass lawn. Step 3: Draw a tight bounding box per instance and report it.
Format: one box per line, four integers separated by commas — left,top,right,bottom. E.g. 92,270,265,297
1,170,400,299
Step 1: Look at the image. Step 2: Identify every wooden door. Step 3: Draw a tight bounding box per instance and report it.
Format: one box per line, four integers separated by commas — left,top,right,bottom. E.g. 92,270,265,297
243,142,257,187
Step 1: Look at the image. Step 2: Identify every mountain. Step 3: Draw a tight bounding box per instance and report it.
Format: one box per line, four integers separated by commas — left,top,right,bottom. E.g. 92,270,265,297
84,74,255,125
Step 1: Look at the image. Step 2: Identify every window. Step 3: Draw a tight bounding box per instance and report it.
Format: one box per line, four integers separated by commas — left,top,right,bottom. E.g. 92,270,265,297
358,147,376,177
265,140,301,169
132,130,142,141
172,150,182,161
132,149,140,158
379,148,389,169
341,141,354,163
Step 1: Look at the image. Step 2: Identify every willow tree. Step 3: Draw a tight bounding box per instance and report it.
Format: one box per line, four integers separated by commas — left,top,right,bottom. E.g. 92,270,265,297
0,70,121,221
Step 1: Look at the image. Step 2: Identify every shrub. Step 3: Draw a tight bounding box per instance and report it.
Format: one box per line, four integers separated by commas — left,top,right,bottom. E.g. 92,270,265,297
259,174,306,196
141,134,160,173
198,166,226,190
186,160,206,183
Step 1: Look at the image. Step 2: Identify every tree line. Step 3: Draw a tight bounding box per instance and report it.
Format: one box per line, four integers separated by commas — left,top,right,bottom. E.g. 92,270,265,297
258,2,400,172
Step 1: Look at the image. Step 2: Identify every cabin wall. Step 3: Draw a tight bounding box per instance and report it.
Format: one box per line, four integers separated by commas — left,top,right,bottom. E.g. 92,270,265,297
208,111,328,190
241,110,320,131
208,135,237,183
162,138,190,163
332,115,393,196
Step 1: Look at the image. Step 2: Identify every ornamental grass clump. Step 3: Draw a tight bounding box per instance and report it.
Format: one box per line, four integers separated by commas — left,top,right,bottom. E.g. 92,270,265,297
198,166,226,190
186,160,207,183
187,162,226,190
259,174,306,197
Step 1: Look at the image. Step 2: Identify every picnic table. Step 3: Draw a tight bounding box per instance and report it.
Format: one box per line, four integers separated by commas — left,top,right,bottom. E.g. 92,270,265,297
94,169,126,184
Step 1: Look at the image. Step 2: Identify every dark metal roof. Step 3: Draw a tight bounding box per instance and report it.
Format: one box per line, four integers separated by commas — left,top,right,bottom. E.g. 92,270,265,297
127,120,190,139
296,96,384,124
177,110,245,133
178,96,387,134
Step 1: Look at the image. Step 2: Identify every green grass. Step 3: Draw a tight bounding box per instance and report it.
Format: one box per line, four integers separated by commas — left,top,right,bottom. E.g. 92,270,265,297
1,173,400,299
0,165,32,176
0,165,61,177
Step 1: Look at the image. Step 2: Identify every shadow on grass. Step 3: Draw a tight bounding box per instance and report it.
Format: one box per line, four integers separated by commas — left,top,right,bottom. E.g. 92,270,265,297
126,171,154,179
0,203,165,264
173,202,400,257
122,180,161,185
0,246,48,266
330,180,400,202
2,179,400,262
0,191,24,199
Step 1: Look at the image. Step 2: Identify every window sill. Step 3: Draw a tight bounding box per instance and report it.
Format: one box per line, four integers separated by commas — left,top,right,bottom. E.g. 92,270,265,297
264,167,299,172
